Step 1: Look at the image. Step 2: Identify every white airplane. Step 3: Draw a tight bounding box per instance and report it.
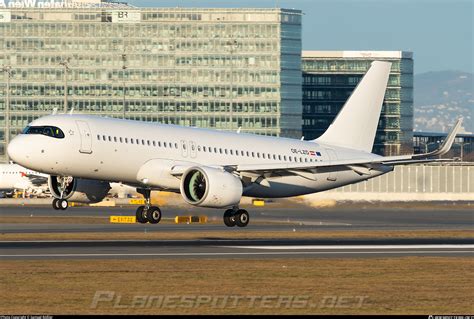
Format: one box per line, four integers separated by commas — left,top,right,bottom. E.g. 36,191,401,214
6,61,462,227
0,163,135,203
0,163,49,197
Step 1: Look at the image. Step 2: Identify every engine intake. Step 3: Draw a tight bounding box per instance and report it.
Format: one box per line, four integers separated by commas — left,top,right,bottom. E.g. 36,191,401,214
180,166,242,208
48,176,111,204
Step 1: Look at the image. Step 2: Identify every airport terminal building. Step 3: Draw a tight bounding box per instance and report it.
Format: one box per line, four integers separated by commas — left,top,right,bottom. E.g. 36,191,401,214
302,51,414,156
0,0,303,162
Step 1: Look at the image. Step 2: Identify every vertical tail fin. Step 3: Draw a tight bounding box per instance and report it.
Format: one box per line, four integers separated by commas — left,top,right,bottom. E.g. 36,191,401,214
315,61,392,153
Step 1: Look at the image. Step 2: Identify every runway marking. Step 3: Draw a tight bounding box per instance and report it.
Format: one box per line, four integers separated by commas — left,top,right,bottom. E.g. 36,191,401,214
0,251,473,258
224,244,474,250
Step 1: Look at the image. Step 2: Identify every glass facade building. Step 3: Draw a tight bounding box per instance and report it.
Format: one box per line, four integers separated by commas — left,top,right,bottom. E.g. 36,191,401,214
0,1,302,162
302,51,414,156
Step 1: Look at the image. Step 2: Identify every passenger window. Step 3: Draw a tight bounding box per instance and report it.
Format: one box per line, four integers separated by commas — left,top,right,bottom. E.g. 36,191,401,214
152,141,156,146
120,137,123,143
125,138,128,143
230,149,233,155
252,152,255,157
198,145,201,151
163,142,166,148
262,153,265,159
214,147,217,153
131,139,134,144
114,137,117,142
97,135,100,140
102,135,106,141
203,146,207,152
257,153,260,158
225,149,228,155
147,140,150,146
108,136,112,142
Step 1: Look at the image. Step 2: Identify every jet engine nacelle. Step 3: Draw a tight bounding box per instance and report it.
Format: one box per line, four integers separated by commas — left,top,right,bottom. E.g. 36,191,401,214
48,176,111,204
180,166,242,208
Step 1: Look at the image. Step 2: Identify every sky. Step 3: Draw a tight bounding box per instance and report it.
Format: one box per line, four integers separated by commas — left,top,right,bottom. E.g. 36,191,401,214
128,0,473,74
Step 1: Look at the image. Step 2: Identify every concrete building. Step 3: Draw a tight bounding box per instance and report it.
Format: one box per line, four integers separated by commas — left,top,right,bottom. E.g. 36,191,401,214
303,163,474,202
302,51,413,156
0,0,303,162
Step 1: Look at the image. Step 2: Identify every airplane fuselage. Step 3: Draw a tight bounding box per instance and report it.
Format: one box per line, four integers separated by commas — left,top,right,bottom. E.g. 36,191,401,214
8,115,392,198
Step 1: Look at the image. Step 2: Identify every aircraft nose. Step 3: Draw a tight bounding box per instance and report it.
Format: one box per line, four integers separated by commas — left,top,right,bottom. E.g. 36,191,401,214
7,136,26,165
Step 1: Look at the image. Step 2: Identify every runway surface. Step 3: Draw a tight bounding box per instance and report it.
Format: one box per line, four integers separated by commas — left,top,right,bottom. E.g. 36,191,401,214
1,204,473,233
1,238,473,260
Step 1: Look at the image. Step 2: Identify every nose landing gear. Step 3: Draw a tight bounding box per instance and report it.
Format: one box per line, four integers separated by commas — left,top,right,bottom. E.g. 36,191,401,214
51,176,71,210
52,198,68,210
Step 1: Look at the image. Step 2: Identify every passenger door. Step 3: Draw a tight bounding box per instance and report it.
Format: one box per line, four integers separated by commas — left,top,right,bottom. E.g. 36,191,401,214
325,148,338,181
76,121,92,154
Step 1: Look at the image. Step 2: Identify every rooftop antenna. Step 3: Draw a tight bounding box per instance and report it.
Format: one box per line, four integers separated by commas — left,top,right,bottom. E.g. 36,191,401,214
52,108,58,115
69,107,74,115
237,127,241,134
300,136,305,141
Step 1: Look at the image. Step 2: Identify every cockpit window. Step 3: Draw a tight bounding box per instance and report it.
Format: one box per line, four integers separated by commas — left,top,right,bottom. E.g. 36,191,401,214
22,126,65,139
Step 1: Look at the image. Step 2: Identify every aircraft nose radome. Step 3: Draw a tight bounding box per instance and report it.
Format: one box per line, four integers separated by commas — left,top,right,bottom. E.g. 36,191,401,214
7,137,25,164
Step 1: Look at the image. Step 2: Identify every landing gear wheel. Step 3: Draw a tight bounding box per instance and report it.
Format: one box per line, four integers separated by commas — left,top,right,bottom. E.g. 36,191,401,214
52,198,60,210
235,209,249,227
147,206,162,224
58,199,68,210
136,206,148,224
223,209,237,227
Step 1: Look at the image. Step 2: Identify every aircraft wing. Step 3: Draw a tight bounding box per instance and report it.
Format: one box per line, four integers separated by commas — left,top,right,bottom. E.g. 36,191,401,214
233,118,463,174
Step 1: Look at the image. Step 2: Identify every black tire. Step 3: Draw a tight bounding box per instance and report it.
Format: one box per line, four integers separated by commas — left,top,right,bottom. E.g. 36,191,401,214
136,206,147,223
59,199,68,210
235,209,249,227
223,209,236,227
52,198,60,210
147,206,162,224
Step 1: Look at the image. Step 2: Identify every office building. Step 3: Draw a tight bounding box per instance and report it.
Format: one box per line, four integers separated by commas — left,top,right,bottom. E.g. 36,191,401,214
0,0,302,162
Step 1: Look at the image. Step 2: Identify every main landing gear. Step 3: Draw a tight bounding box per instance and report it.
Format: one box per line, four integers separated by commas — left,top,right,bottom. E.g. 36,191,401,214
223,207,250,227
133,189,248,227
135,189,162,224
